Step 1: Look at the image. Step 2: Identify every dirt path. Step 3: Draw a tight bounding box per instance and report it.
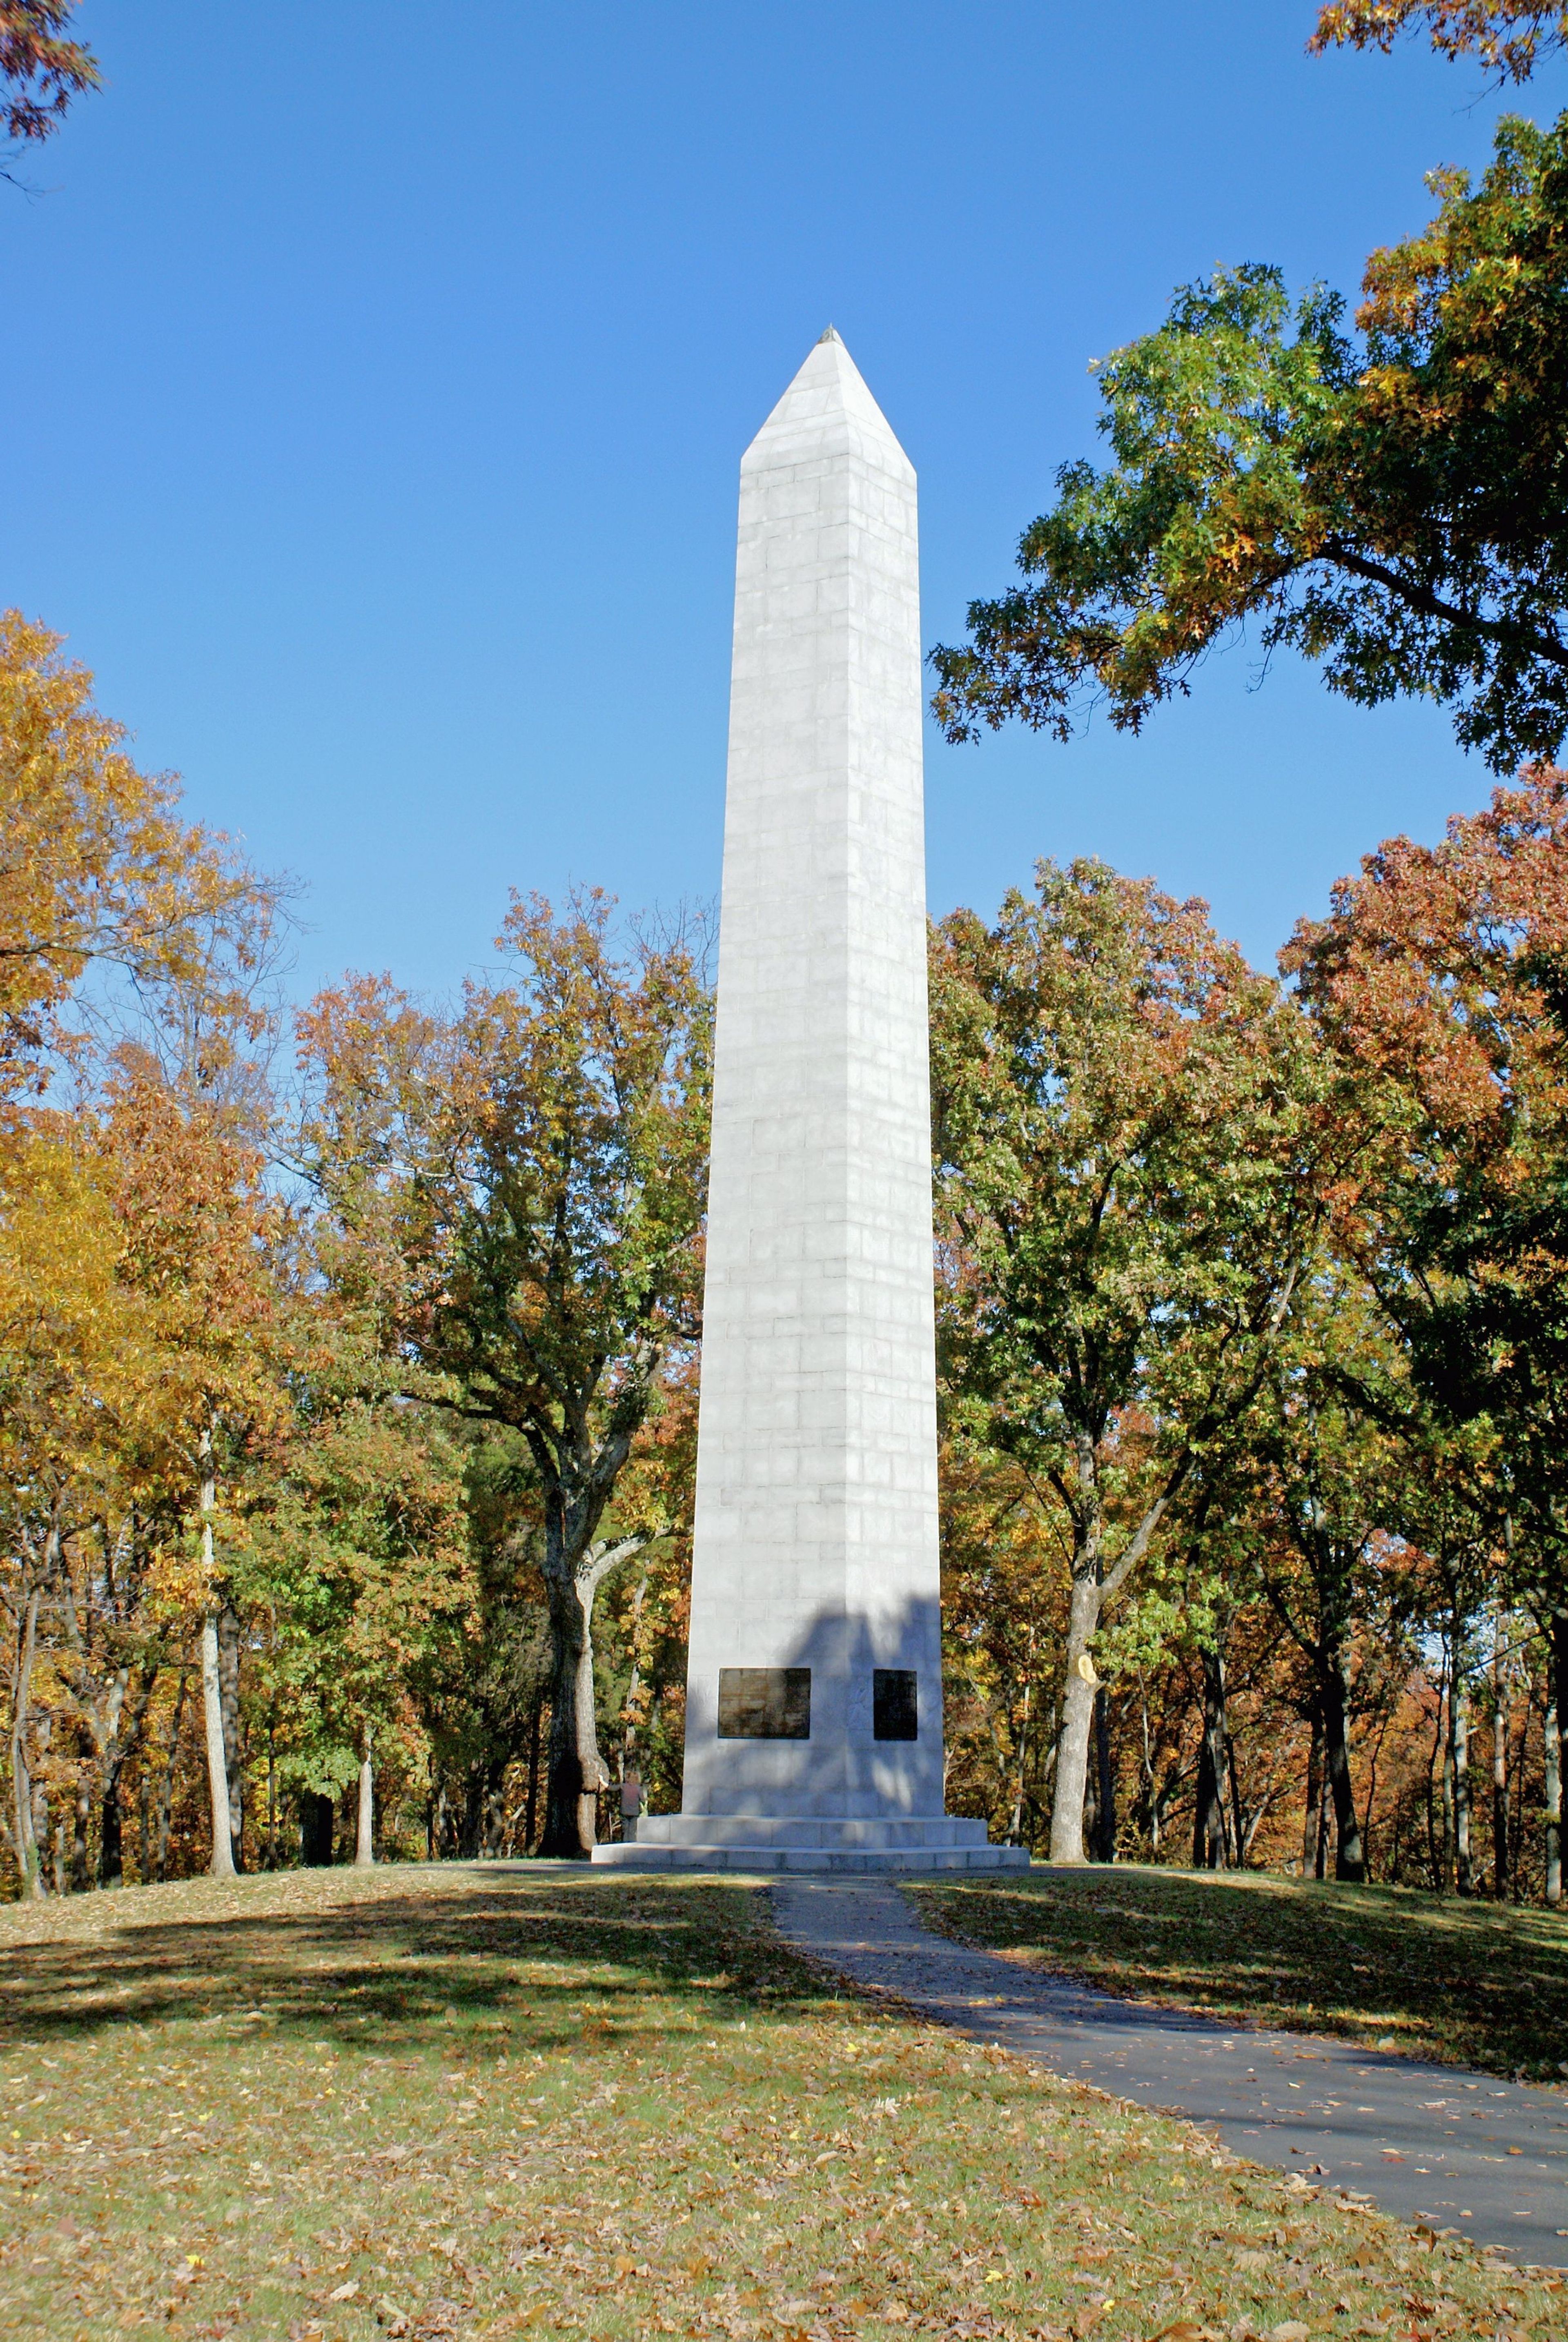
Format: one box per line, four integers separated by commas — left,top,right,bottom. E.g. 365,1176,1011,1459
771,1874,1568,2269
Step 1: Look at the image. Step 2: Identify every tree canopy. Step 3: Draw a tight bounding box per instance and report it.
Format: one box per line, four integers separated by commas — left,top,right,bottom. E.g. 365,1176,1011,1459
930,110,1568,774
0,2,96,170
1310,0,1568,79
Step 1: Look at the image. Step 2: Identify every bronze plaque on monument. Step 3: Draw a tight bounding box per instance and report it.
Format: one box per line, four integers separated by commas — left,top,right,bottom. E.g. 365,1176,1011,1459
717,1667,811,1739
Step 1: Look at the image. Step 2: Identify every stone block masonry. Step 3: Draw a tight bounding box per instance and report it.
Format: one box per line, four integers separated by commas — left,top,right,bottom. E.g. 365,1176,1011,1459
593,332,1024,1874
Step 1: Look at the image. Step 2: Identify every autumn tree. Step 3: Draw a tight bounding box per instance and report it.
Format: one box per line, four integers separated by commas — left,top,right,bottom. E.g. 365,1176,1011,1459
300,892,711,1859
1,2,96,178
1286,763,1568,1887
0,1115,159,1895
930,861,1330,1863
0,612,298,1892
0,614,282,1102
930,109,1568,775
1310,1,1568,78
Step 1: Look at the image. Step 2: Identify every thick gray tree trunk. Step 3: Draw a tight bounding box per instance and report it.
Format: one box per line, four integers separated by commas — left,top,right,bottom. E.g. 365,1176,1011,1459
200,1610,234,1879
1049,1465,1174,1865
541,1537,648,1857
1050,1567,1103,1864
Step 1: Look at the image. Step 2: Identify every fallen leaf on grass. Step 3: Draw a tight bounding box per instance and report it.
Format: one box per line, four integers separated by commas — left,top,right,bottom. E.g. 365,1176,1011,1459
1267,2325,1310,2342
328,2280,360,2301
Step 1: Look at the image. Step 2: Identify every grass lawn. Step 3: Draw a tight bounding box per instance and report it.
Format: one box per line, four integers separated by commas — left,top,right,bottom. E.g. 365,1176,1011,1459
913,1867,1568,2084
0,1863,1561,2342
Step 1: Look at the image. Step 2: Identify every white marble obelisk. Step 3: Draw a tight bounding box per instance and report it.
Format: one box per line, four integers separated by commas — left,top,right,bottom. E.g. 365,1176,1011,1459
595,332,1022,1872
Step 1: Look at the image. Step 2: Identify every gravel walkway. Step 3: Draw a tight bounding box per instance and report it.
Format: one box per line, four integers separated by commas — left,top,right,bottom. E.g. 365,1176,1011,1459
771,1874,1568,2269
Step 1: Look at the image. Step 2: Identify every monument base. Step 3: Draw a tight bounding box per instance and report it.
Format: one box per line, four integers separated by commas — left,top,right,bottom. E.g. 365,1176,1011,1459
590,1814,1029,1872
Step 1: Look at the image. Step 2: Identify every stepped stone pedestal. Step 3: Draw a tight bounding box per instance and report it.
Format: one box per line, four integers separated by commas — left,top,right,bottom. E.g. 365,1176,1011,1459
592,331,1025,1879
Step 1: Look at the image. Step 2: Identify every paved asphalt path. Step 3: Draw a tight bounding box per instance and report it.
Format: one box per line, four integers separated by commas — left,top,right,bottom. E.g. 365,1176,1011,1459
770,1876,1568,2269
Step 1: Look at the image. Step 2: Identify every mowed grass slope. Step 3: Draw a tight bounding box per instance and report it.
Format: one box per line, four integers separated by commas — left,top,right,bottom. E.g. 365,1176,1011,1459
915,1867,1568,2082
0,1864,1559,2341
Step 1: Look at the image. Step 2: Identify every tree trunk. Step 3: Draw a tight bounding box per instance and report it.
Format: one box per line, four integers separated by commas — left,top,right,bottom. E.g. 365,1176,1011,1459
1194,1642,1229,1870
1441,1659,1457,1891
9,1586,45,1900
97,1666,153,1892
1454,1681,1473,1896
1548,1612,1568,1909
300,1791,335,1865
572,1575,608,1852
1544,1690,1560,1910
69,1755,91,1894
1320,1655,1365,1883
622,1562,650,1833
540,1536,644,1859
524,1698,543,1854
540,1567,589,1857
1426,1665,1445,1893
200,1610,235,1879
156,1673,188,1881
1492,1698,1509,1899
218,1601,244,1872
354,1727,374,1867
1049,1563,1102,1865
197,1441,236,1882
1137,1674,1160,1856
483,1758,509,1856
99,1756,125,1889
1009,1672,1032,1846
1091,1684,1116,1862
1301,1704,1323,1878
1226,1728,1246,1866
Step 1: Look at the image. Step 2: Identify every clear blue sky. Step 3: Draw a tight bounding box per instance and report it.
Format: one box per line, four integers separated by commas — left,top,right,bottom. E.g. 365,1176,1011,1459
10,2,1564,999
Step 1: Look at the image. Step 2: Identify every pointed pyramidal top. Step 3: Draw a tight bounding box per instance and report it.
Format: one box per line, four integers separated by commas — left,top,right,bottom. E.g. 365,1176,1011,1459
743,326,912,479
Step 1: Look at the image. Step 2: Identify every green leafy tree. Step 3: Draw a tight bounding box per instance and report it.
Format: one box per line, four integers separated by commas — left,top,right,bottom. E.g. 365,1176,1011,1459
1243,1279,1414,1884
236,1374,472,1868
299,892,711,1860
930,861,1329,1862
931,111,1568,774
